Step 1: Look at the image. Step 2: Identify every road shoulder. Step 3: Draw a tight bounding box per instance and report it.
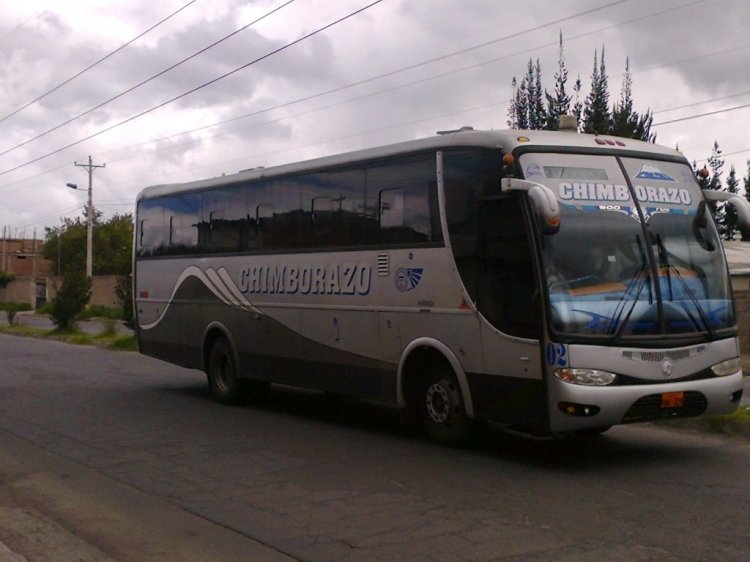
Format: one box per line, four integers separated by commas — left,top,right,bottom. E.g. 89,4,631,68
0,430,296,562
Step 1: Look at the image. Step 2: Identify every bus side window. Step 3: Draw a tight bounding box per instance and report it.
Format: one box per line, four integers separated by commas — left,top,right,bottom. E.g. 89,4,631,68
311,196,339,247
368,154,441,247
379,188,404,228
255,204,273,248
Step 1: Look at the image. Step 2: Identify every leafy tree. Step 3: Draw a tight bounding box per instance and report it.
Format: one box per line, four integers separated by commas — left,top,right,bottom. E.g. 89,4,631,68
50,270,92,330
95,213,134,275
581,47,611,134
545,31,572,130
42,210,133,277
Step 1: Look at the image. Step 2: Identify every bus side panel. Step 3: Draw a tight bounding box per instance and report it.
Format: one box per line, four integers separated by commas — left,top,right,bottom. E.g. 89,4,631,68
136,258,398,401
471,322,547,431
135,264,203,370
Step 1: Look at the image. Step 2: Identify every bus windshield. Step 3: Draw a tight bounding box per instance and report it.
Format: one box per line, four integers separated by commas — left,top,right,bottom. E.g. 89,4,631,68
520,153,734,340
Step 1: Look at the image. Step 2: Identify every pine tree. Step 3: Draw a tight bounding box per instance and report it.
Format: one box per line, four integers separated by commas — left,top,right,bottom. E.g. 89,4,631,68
507,76,529,129
529,59,547,129
507,59,546,130
744,161,750,204
571,75,583,127
700,141,725,229
725,165,739,240
610,58,656,142
545,31,571,130
581,47,611,134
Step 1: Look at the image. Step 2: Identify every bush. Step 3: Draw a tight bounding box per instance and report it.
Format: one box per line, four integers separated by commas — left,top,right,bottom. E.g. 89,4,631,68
0,302,31,326
115,275,134,329
0,271,15,287
78,305,123,321
0,301,31,312
50,272,92,330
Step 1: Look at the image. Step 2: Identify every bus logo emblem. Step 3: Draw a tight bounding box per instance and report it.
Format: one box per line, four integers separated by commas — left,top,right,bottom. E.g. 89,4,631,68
634,163,675,182
395,268,423,292
662,359,674,378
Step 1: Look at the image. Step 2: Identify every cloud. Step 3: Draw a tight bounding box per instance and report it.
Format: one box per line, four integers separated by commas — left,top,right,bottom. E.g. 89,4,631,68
0,0,748,234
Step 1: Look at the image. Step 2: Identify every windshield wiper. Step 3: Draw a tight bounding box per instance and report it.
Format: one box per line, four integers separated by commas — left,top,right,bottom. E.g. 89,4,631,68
608,234,651,341
654,233,716,339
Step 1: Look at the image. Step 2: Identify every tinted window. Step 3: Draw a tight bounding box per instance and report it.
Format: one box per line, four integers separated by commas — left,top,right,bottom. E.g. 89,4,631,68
368,154,442,245
137,152,442,256
443,149,503,300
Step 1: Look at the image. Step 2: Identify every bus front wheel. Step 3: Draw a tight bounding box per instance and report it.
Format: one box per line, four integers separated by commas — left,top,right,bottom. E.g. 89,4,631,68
421,370,473,447
207,337,245,405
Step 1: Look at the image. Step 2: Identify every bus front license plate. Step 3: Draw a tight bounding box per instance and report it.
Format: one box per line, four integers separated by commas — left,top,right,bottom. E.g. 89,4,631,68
661,391,684,409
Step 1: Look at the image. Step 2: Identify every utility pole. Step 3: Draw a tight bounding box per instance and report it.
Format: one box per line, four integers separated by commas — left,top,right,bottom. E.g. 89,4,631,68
72,156,105,278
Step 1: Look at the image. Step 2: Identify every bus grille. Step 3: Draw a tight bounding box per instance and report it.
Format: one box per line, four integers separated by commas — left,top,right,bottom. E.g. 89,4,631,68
622,391,707,423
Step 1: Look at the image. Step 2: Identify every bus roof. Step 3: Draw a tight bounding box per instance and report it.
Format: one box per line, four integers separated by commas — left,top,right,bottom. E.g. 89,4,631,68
137,128,685,201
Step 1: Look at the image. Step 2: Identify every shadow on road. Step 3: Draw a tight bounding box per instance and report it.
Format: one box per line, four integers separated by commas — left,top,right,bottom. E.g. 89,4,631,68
156,378,718,472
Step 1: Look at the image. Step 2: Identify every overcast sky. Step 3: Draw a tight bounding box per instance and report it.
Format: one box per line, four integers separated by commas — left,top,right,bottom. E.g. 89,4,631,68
1,0,749,239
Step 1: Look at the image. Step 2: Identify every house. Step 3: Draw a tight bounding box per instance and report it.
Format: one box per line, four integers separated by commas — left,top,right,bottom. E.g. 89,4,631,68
0,237,119,309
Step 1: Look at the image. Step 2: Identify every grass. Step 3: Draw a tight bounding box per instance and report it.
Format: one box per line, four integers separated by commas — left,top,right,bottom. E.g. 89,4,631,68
706,406,750,436
0,323,136,351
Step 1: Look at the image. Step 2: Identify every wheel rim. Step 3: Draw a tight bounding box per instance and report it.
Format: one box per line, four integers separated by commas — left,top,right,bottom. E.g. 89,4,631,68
425,379,453,424
213,352,232,392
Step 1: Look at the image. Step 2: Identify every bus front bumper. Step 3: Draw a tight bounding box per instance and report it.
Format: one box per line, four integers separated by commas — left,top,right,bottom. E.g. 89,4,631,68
547,371,744,434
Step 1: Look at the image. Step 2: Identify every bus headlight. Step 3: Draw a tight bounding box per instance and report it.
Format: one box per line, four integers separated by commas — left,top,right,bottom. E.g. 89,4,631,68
554,368,617,386
710,357,742,377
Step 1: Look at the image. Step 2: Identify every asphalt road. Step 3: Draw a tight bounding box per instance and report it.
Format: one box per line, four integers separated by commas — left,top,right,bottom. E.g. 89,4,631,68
1,333,749,561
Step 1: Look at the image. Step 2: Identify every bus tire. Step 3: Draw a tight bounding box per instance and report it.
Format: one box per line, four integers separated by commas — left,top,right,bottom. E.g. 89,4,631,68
421,368,473,447
207,337,245,405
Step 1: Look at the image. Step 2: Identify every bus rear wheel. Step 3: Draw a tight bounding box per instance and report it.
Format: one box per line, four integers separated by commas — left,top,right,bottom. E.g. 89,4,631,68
207,337,245,405
421,370,473,447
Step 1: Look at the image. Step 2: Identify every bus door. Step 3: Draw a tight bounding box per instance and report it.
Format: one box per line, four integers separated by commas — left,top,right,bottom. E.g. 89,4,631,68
474,196,547,429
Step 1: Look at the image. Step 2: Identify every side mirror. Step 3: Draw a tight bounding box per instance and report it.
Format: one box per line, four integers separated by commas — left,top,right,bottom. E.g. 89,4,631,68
702,190,750,240
502,178,560,234
692,200,715,252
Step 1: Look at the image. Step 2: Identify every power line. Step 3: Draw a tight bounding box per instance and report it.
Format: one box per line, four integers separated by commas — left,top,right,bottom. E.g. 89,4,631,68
105,0,700,159
0,0,386,177
653,89,750,114
0,0,296,158
0,0,705,206
95,0,698,165
12,98,508,231
1,0,633,180
0,0,720,198
0,11,39,47
0,0,200,126
652,102,750,126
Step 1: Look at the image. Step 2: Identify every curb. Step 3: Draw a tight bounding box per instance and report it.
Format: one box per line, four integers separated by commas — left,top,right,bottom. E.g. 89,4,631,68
654,415,750,440
0,540,27,562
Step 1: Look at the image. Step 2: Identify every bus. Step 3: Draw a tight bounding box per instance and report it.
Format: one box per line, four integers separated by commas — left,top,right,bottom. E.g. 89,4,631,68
134,123,747,444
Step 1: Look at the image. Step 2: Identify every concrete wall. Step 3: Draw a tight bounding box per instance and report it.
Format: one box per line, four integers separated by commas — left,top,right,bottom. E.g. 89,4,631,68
47,275,121,308
733,286,750,355
0,278,37,305
1,275,122,309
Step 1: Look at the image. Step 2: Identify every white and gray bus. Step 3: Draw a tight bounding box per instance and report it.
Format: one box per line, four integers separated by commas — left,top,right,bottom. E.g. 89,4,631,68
134,125,746,444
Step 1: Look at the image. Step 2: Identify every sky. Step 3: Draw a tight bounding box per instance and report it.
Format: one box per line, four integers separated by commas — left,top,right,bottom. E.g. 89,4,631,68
1,0,749,240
